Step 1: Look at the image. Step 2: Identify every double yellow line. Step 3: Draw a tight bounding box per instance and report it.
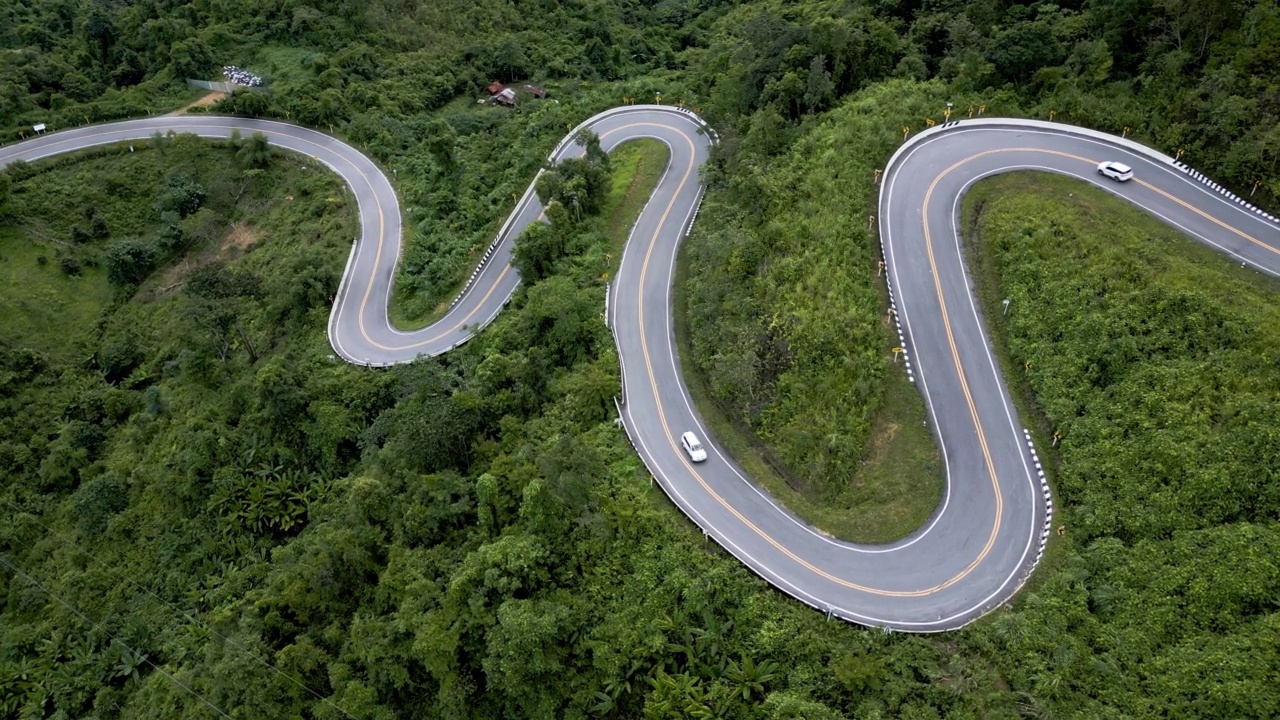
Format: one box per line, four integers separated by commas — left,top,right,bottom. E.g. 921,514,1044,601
636,142,1275,598
634,136,1008,596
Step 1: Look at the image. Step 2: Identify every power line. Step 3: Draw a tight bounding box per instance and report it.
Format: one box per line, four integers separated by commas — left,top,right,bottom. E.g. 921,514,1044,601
0,500,358,719
0,552,232,719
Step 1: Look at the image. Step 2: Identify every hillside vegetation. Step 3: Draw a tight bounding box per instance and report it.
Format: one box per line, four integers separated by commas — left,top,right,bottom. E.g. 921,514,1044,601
2,132,1016,720
963,172,1280,718
1,0,1279,716
681,80,960,541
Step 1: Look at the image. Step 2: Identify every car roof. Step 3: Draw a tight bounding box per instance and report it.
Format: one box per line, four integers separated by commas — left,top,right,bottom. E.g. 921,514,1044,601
1106,161,1132,172
681,431,699,442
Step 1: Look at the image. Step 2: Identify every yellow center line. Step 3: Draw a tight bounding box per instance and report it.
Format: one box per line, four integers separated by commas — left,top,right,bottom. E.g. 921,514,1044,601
639,144,1238,597
634,131,976,597
53,121,1265,601
352,121,673,351
1135,179,1280,257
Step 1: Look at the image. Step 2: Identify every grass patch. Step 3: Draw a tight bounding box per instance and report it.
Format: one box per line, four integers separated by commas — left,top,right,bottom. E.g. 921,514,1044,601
603,139,669,272
255,45,327,89
961,170,1280,551
0,226,111,356
1,136,355,359
962,170,1280,446
674,230,943,544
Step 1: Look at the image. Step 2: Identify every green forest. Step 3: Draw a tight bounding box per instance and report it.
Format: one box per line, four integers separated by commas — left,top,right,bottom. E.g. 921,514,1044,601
3,0,1280,717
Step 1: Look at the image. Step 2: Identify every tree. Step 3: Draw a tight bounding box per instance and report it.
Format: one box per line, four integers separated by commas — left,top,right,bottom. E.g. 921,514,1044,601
804,55,834,112
83,6,116,63
575,128,610,169
985,21,1066,85
187,263,262,300
1153,0,1240,60
517,275,599,367
237,131,271,169
0,171,12,223
512,221,566,282
70,474,128,535
422,117,458,175
535,158,610,221
482,594,580,717
169,37,213,80
760,691,848,720
104,238,156,286
491,40,529,81
155,172,204,218
367,362,479,475
218,90,270,118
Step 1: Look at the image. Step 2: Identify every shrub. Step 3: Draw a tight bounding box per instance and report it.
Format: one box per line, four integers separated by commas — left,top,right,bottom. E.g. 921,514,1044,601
70,474,129,536
155,172,204,218
59,254,82,276
104,238,156,286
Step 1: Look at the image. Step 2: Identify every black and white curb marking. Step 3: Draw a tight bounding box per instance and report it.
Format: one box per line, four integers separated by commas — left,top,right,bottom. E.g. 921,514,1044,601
1024,428,1052,571
875,218,915,384
447,226,510,313
1173,161,1279,227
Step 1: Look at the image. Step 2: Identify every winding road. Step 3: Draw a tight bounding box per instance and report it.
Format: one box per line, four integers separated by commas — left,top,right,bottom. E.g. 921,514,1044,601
4,107,1277,631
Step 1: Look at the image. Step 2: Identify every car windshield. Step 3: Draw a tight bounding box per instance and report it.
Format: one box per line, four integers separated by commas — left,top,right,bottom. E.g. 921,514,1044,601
691,442,702,451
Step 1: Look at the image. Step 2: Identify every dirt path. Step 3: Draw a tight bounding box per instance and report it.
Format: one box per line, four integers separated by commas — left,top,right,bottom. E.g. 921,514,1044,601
171,90,227,115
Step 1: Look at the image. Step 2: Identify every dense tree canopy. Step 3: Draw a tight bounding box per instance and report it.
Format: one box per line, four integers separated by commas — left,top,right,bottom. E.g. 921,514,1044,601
2,0,1280,717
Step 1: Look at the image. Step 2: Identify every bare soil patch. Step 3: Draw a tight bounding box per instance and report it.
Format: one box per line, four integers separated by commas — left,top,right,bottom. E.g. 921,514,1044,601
147,222,263,298
221,222,261,255
175,91,227,114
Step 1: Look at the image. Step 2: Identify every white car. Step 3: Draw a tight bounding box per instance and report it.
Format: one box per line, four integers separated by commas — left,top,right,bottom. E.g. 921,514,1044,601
680,431,708,463
1097,161,1133,182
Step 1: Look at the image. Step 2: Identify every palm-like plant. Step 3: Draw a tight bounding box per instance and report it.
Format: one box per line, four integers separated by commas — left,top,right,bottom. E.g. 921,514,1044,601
725,656,779,701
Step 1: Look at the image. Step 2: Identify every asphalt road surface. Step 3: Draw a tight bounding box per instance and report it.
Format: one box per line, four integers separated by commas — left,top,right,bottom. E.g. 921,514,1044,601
5,110,1277,631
